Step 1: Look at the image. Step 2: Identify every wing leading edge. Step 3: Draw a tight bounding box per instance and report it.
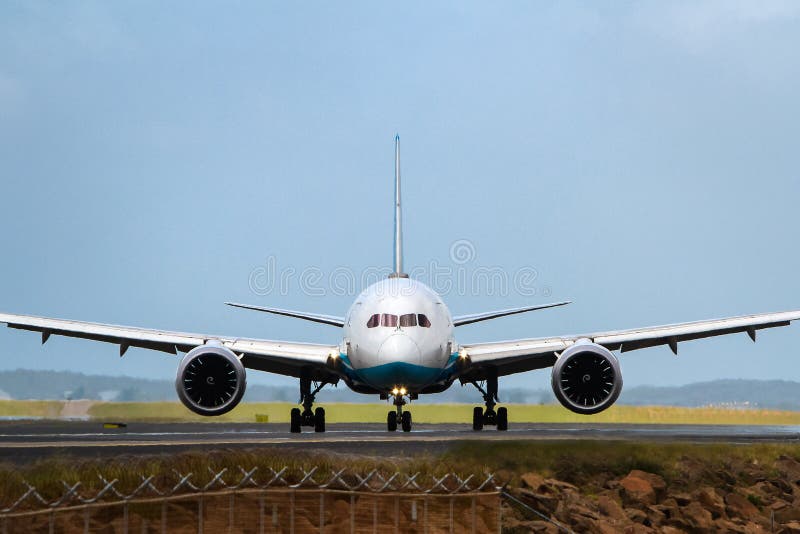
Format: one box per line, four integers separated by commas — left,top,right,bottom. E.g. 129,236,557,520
0,312,339,380
458,310,800,379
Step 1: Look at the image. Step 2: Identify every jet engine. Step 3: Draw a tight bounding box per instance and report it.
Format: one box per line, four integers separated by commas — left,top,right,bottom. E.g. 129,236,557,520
551,341,622,415
175,344,246,416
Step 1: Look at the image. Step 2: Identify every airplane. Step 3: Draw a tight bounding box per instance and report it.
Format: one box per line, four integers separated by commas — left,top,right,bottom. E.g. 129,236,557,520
1,135,799,433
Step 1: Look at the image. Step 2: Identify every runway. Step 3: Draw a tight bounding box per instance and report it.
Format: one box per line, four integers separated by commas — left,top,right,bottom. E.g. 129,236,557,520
0,421,798,462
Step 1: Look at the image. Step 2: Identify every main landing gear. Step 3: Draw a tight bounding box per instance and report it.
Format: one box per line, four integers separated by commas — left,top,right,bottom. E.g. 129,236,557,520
387,391,412,432
290,376,327,433
470,370,508,431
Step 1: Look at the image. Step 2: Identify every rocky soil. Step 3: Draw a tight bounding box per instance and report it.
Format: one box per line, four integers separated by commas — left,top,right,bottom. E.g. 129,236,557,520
503,454,800,533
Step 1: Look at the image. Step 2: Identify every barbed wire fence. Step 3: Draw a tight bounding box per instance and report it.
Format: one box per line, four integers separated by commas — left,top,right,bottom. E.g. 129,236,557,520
0,466,502,533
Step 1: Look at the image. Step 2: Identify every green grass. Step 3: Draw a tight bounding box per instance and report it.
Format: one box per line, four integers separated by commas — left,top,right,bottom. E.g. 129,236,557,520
0,400,64,418
87,401,800,425
0,400,798,425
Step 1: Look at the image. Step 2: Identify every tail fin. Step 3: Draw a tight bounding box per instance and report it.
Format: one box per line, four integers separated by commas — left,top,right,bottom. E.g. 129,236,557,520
391,134,407,278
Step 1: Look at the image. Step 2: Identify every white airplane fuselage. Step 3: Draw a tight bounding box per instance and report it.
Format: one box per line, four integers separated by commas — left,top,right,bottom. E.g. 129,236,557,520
340,277,457,393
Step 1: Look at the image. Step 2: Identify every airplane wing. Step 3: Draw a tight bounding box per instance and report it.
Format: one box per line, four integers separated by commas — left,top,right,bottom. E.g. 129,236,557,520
457,310,800,379
0,312,339,380
225,302,345,327
452,301,571,327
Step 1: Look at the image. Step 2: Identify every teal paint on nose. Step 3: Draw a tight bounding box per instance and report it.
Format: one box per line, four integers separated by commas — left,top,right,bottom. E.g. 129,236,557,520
378,333,421,365
357,362,440,390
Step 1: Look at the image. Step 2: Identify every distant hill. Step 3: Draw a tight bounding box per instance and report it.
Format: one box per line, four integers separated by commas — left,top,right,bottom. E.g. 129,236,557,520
618,379,800,411
0,370,798,409
0,369,521,404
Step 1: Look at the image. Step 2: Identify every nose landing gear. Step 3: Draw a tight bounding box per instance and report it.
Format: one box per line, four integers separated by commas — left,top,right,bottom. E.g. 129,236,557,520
470,369,508,431
387,392,412,432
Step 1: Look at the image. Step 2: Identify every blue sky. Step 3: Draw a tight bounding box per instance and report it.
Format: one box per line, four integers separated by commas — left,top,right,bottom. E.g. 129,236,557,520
0,2,799,393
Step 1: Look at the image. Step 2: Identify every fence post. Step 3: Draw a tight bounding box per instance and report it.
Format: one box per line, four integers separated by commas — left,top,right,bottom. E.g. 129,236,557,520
198,495,204,534
423,497,428,534
290,490,295,534
161,499,167,534
373,497,378,534
84,506,89,534
394,496,400,531
229,492,234,533
258,493,265,534
123,502,129,534
449,497,454,534
49,510,54,534
471,496,476,534
497,494,502,534
319,492,325,533
350,494,355,534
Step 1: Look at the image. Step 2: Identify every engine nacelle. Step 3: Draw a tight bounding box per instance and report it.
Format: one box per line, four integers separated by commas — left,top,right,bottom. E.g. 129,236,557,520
175,344,246,416
551,341,622,415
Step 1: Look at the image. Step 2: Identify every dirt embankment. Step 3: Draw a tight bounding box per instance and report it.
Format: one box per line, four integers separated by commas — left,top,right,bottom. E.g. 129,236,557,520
504,455,800,533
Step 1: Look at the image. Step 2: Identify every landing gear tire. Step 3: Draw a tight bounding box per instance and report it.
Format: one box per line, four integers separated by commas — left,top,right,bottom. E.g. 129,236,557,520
497,406,508,431
294,375,329,433
472,406,484,431
290,408,302,433
314,407,326,433
401,411,412,432
470,370,507,431
387,411,397,432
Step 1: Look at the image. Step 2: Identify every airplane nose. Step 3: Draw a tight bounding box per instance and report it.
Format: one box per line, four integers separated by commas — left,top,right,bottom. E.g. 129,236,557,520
378,333,421,365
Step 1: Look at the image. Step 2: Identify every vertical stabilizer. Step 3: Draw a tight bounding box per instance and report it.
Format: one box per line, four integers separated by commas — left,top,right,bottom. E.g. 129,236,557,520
391,134,407,278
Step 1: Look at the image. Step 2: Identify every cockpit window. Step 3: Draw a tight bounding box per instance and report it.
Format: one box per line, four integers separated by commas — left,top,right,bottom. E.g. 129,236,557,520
399,313,417,327
368,313,430,328
381,314,398,327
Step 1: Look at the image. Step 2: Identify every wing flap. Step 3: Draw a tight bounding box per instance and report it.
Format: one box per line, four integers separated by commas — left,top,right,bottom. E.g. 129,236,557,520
464,337,567,363
7,323,181,355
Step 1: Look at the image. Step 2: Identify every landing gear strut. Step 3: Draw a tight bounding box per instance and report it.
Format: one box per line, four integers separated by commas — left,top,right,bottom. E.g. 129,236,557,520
290,375,327,433
387,393,412,432
470,369,507,431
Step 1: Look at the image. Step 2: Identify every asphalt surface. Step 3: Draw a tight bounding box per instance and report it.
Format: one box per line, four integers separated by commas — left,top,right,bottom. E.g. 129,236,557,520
0,421,798,462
